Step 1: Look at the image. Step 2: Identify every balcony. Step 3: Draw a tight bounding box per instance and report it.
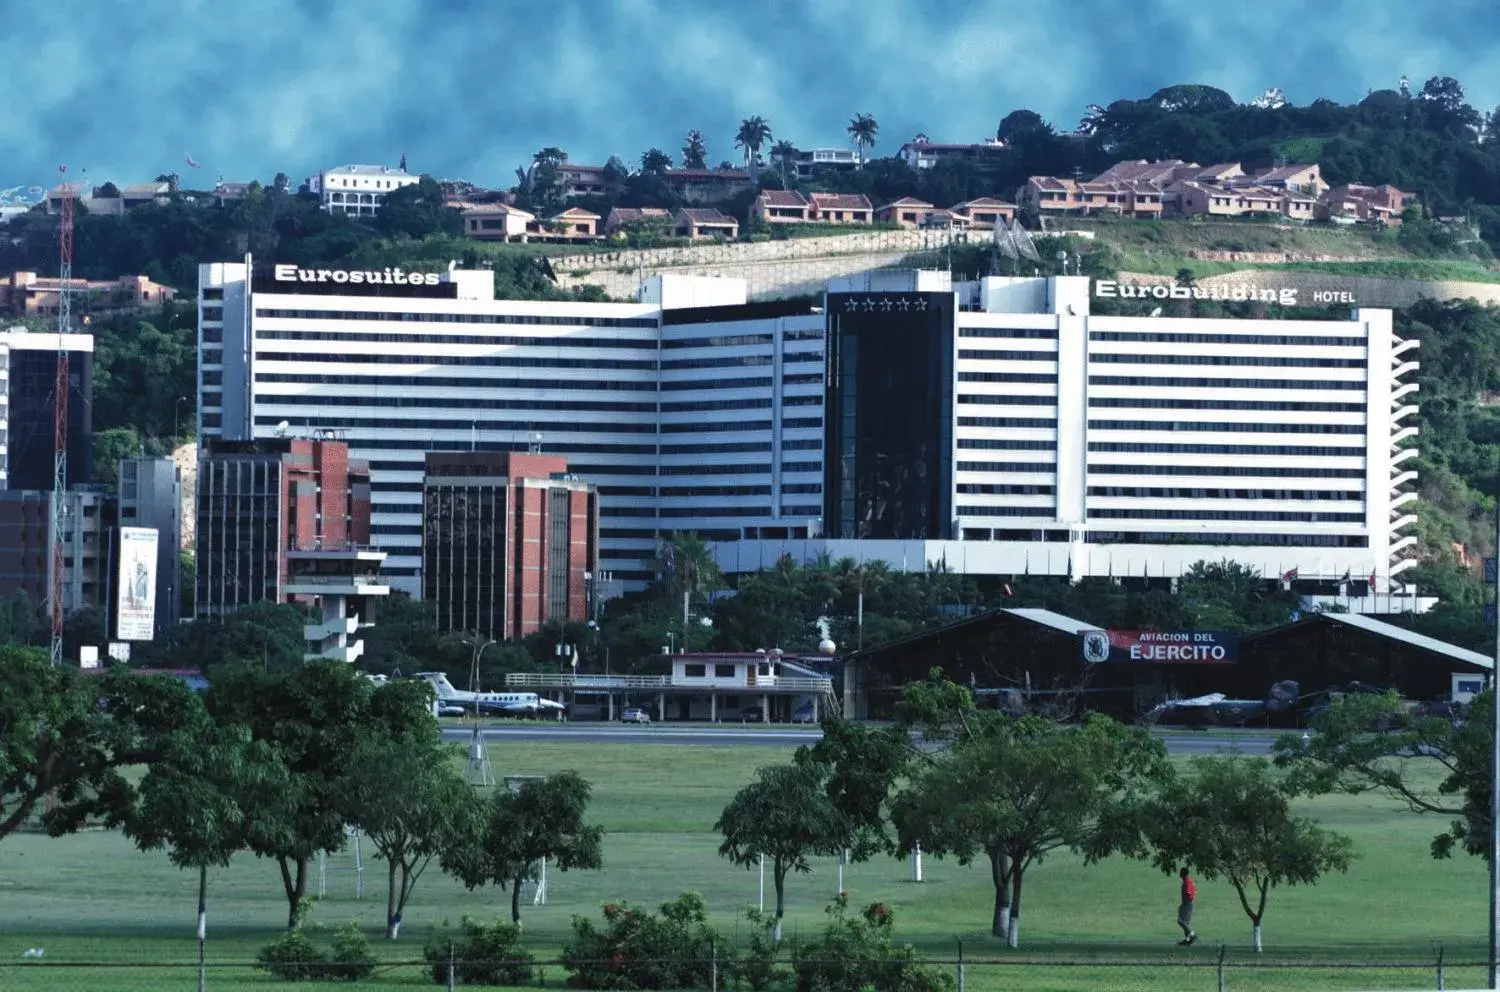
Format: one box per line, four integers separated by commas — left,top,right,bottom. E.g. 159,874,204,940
505,672,834,695
284,574,390,597
304,641,364,664
304,615,359,642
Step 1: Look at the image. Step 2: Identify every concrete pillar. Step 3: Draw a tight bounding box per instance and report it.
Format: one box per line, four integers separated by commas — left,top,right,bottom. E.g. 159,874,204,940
657,693,665,723
761,693,769,723
710,693,717,723
813,696,819,722
607,694,614,721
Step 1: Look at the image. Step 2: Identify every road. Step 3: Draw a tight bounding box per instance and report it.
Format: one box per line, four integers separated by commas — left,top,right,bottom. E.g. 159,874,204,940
439,723,1284,755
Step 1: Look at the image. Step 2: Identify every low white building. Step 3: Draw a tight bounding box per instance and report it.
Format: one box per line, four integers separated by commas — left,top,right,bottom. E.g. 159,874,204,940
504,651,836,722
309,165,421,217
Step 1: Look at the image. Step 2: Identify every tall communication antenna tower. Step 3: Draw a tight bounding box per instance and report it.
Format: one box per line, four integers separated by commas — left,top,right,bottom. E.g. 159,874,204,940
50,164,74,667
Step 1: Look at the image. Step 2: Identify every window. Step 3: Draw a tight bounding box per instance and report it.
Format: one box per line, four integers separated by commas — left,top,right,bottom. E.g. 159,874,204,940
684,663,706,677
715,664,736,677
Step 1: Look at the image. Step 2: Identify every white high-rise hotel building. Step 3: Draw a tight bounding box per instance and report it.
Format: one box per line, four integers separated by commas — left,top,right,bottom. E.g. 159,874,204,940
197,259,1416,599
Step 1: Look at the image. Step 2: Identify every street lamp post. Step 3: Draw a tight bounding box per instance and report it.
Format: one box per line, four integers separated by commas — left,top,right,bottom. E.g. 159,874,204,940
468,637,497,721
173,395,188,447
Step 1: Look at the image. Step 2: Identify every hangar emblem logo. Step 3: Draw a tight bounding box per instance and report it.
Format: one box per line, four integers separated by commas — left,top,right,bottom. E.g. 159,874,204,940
1081,630,1111,664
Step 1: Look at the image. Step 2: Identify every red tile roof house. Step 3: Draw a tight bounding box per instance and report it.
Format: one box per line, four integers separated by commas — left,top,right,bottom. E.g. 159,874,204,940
674,208,740,240
604,206,673,234
753,190,812,224
462,204,534,241
874,197,934,228
951,197,1017,230
914,207,970,231
1250,163,1326,195
1318,184,1413,225
808,193,874,224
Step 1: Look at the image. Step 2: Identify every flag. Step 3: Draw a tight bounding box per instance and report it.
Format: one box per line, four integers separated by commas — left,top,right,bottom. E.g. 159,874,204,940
1002,583,1013,597
400,152,408,172
1281,566,1298,582
1368,570,1377,592
184,152,201,168
1340,569,1351,584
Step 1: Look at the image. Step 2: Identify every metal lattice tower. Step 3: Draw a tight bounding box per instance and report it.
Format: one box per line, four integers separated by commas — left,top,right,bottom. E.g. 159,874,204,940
50,164,74,667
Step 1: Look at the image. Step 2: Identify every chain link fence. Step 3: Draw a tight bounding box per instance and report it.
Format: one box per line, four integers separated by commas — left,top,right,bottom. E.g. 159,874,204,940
0,951,1488,991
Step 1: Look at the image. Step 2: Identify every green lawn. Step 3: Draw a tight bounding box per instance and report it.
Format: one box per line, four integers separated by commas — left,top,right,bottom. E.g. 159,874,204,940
0,742,1489,990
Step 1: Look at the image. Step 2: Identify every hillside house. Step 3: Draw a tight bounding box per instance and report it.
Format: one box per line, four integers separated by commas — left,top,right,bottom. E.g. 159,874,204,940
808,192,874,224
753,190,812,224
674,208,739,240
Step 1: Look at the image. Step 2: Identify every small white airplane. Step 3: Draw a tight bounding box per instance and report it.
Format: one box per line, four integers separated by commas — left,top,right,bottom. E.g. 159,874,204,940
414,672,566,718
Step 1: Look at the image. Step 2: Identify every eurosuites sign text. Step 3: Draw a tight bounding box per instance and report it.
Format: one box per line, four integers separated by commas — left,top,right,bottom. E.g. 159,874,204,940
273,263,442,286
1081,629,1238,664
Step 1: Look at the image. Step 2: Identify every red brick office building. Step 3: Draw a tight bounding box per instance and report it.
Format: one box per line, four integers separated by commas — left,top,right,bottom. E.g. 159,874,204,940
422,452,599,639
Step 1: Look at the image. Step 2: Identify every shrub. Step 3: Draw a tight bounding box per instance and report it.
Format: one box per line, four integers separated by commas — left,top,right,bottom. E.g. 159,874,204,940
562,892,723,989
255,927,328,982
328,921,377,982
423,916,535,987
728,909,785,991
789,895,954,992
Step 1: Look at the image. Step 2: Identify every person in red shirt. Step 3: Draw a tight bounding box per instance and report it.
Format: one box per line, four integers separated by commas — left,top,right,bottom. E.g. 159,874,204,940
1177,867,1198,945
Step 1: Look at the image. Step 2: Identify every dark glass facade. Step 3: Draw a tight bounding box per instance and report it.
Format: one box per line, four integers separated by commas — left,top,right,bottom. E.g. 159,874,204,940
823,292,954,539
7,349,92,491
423,484,508,637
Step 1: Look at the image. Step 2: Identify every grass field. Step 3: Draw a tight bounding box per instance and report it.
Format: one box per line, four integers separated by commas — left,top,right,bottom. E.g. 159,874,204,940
0,741,1490,990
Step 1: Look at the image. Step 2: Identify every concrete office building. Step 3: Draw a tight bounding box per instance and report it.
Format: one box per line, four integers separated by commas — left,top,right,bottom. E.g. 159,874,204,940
198,259,819,595
422,451,599,640
718,271,1417,602
0,328,93,491
199,260,1415,602
117,456,183,631
0,487,114,620
196,438,388,661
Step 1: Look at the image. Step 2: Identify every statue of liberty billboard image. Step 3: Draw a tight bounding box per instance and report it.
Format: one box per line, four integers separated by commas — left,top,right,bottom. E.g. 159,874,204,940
116,527,159,641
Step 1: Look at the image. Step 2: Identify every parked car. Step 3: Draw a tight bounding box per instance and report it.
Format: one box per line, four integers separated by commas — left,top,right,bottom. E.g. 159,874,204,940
740,706,764,723
621,707,651,724
791,703,817,724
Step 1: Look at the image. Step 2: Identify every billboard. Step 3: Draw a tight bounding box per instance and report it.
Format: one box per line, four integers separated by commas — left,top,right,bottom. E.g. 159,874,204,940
116,526,159,641
1081,629,1238,664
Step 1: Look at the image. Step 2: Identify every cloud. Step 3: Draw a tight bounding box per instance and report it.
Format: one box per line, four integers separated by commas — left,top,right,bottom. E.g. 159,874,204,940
0,0,1495,189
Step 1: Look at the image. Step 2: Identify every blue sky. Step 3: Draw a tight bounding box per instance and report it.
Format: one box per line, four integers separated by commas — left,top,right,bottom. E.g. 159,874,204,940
3,0,1499,192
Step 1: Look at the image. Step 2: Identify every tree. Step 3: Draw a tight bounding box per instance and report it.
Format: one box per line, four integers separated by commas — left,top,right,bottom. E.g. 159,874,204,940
92,426,142,483
847,113,879,166
1275,689,1491,860
735,117,773,183
376,176,461,239
640,148,673,176
891,682,1169,946
997,109,1049,143
446,770,604,925
716,762,848,939
117,686,288,950
344,735,481,939
1145,755,1353,952
136,601,305,673
0,645,121,845
797,718,911,867
208,661,432,928
681,129,708,170
771,140,797,189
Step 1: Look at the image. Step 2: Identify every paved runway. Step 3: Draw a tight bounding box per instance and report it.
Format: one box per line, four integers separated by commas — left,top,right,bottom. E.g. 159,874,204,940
439,723,1283,755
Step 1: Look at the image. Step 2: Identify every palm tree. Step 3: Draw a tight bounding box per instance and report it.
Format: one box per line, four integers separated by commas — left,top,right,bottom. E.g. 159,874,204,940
735,117,773,183
681,129,708,170
771,140,797,189
847,113,879,167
